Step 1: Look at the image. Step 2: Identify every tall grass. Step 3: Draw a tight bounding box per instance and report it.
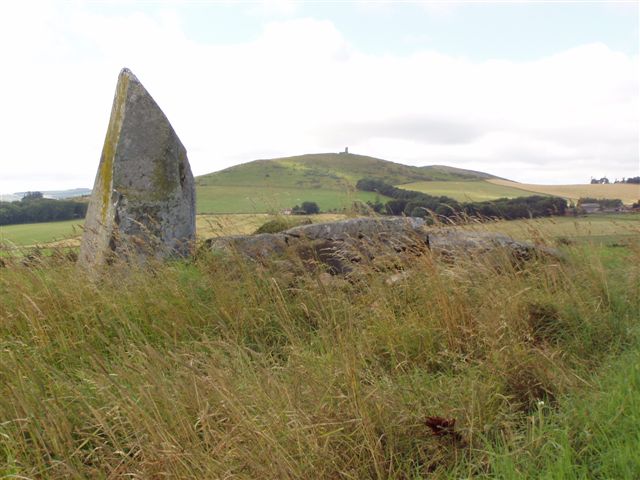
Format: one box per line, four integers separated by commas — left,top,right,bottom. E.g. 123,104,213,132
487,344,640,479
0,228,638,478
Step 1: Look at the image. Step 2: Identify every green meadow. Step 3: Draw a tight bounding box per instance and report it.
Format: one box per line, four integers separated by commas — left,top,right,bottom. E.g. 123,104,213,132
196,185,384,214
0,219,83,248
465,213,640,244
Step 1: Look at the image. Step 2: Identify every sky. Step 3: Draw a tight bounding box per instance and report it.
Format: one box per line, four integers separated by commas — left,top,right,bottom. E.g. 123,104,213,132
0,0,638,195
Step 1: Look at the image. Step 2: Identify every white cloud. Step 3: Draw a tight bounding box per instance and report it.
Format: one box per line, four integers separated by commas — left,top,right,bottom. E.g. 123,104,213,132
0,5,637,193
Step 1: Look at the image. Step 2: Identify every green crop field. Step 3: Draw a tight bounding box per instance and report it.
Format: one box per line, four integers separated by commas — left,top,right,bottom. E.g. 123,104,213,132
196,185,384,214
463,213,640,244
398,180,535,201
0,219,83,248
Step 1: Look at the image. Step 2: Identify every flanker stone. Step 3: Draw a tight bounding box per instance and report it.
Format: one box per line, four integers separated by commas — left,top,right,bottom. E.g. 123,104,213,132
79,68,195,269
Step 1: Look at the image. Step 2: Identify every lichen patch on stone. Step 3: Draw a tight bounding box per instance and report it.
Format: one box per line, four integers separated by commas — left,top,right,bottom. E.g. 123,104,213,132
98,72,130,223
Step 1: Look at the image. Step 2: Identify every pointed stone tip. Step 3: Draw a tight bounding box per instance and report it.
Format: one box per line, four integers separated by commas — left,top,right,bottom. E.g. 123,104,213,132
119,67,139,83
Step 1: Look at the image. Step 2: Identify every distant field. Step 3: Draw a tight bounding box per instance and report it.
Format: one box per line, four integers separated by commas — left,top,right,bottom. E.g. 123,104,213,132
4,213,637,250
196,185,385,214
398,180,534,202
0,214,350,248
0,220,83,248
197,213,346,238
463,213,640,244
196,213,640,245
488,179,640,205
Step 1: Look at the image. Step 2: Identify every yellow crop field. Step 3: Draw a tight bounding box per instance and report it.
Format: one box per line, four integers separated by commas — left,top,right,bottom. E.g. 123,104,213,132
196,213,346,238
397,180,531,201
488,179,640,205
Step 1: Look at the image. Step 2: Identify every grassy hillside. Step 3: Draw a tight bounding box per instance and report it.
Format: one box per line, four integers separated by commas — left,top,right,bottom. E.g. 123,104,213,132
419,164,501,180
489,179,640,205
197,153,497,189
1,220,638,478
195,153,501,213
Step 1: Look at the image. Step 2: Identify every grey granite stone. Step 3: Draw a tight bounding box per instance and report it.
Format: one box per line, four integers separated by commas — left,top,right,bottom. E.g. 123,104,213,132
79,68,195,269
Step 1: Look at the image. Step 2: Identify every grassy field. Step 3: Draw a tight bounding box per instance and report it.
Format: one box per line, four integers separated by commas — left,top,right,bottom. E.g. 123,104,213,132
0,214,350,248
489,179,640,205
465,213,640,244
489,342,640,478
0,219,83,247
196,184,384,214
196,213,346,238
398,180,535,202
1,218,638,478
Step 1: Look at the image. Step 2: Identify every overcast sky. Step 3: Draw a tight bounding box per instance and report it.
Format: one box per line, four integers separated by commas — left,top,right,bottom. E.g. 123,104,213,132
0,0,638,194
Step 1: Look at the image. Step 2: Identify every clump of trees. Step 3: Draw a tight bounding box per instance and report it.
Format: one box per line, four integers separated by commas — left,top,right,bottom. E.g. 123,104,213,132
254,216,312,234
619,176,640,184
462,195,567,220
0,192,88,226
292,201,320,215
357,178,567,220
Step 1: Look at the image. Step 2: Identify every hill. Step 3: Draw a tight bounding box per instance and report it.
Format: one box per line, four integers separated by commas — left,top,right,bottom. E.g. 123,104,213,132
195,153,501,213
197,153,498,189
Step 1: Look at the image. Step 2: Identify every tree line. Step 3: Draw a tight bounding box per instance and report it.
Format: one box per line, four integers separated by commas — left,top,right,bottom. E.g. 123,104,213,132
577,198,623,209
356,178,567,220
0,192,88,226
590,176,640,184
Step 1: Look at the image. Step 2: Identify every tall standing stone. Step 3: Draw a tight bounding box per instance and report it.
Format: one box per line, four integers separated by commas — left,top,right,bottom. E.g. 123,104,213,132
79,68,195,269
